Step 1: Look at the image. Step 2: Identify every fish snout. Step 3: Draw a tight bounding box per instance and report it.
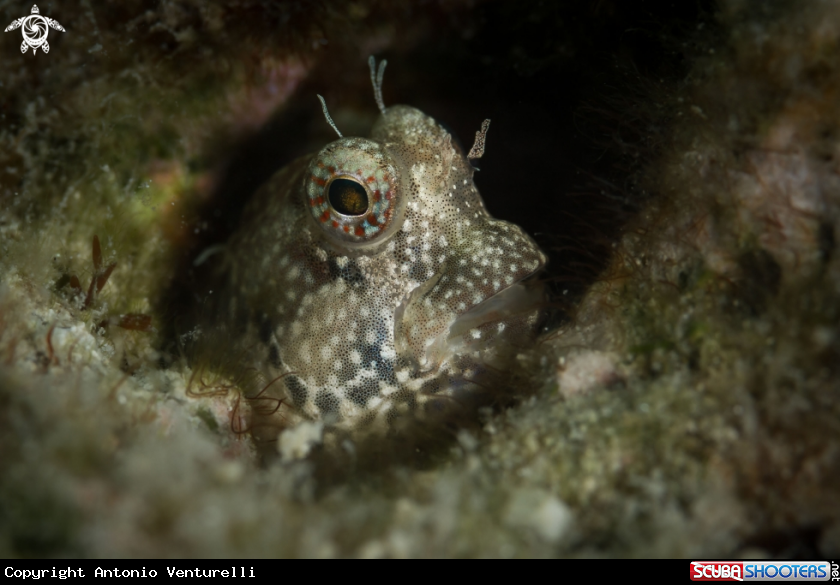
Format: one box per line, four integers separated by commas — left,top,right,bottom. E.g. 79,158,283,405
395,219,546,371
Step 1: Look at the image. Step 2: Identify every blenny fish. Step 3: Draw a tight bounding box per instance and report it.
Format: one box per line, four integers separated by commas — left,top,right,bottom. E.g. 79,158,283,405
217,58,547,440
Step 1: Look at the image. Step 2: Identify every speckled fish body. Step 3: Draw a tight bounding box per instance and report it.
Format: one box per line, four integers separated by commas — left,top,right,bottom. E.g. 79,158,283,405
221,94,547,436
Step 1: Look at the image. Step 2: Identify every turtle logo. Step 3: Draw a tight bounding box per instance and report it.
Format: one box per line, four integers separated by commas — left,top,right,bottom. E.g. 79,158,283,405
5,5,65,55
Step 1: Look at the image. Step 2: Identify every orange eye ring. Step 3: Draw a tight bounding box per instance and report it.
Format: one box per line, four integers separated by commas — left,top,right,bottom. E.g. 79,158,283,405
306,137,404,248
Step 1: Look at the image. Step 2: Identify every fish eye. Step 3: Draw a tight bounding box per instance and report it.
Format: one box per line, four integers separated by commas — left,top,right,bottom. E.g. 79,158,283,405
327,178,369,216
306,137,405,248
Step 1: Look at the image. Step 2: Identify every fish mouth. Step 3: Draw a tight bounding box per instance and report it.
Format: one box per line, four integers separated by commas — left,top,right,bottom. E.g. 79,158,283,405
394,267,547,374
446,275,545,342
444,273,546,356
394,218,548,372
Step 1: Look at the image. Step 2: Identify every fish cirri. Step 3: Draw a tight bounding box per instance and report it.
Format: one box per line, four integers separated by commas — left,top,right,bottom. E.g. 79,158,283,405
216,58,547,441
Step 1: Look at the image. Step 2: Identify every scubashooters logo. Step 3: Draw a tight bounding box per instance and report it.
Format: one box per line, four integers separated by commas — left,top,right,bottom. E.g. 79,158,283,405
4,5,65,54
691,561,834,582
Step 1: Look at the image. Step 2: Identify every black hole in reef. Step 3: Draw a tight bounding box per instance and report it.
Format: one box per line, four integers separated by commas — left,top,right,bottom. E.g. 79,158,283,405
328,178,369,216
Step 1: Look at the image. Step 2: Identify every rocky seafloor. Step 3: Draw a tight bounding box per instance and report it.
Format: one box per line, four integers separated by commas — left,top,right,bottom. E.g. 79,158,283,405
1,0,838,558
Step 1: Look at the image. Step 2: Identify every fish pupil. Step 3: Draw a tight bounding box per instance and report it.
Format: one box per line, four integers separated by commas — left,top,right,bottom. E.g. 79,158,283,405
328,178,369,216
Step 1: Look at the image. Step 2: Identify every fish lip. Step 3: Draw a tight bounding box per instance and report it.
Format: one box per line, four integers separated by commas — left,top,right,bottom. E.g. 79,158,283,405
393,219,548,372
445,271,546,343
396,267,547,374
